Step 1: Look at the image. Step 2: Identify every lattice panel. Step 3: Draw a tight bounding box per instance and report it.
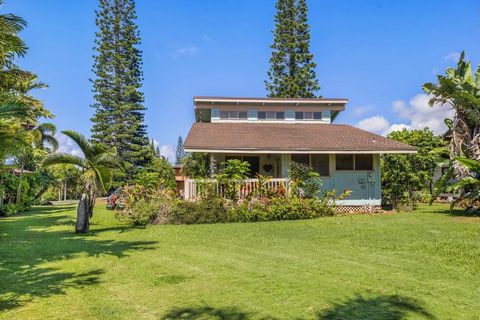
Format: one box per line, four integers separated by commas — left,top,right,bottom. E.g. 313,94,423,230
335,205,381,214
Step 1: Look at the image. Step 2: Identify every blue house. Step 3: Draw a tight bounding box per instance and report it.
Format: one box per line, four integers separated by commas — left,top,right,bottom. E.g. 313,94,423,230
184,96,415,208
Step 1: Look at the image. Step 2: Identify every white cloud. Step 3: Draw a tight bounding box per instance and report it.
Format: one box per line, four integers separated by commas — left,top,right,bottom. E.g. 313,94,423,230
355,115,390,134
352,105,374,117
152,140,175,163
444,52,461,63
395,93,454,135
56,133,83,157
356,93,453,136
169,44,199,59
382,123,410,136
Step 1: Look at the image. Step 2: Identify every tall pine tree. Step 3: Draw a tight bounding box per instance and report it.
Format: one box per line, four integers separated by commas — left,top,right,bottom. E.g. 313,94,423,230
91,0,149,182
265,0,320,98
175,136,185,165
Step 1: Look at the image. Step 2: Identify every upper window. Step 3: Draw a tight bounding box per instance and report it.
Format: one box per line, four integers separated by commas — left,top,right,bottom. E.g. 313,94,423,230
258,111,284,121
219,110,248,120
335,154,373,171
295,111,322,121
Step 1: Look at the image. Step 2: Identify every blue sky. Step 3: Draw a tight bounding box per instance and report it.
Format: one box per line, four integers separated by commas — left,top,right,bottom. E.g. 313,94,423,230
5,0,480,160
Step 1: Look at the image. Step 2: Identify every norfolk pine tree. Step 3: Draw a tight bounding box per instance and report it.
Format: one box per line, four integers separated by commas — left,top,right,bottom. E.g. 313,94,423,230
266,0,320,98
90,0,149,182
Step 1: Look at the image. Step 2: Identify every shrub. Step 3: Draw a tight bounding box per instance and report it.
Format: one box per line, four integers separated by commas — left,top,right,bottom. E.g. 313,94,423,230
288,161,322,198
0,203,27,216
116,185,177,226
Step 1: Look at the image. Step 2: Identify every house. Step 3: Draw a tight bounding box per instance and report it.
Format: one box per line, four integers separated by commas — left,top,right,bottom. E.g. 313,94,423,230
184,96,416,208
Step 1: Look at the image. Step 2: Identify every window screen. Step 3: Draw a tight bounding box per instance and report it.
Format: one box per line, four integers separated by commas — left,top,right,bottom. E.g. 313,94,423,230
239,111,247,119
311,154,330,176
314,112,322,120
295,112,304,120
220,111,229,119
276,111,285,120
258,111,266,119
304,112,314,120
336,154,354,170
291,154,310,166
229,111,239,119
266,111,276,120
355,154,373,170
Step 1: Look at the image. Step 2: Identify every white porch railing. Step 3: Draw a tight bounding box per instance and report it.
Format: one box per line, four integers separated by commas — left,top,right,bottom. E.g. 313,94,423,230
184,178,289,200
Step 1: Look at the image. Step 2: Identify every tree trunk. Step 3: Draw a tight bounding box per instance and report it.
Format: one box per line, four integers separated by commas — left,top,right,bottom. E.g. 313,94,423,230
16,160,24,205
76,194,90,233
64,181,67,201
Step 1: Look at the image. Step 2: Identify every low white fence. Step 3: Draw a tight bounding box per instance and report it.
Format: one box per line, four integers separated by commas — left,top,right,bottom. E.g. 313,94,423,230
184,178,289,200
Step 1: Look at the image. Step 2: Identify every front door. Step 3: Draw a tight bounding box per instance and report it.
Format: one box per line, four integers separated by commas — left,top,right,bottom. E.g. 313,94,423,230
243,156,260,178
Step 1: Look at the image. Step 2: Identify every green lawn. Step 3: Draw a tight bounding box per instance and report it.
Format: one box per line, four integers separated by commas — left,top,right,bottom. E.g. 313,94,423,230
0,204,479,319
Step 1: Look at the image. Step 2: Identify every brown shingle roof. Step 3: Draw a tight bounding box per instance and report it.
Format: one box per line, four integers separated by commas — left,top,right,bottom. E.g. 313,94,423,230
184,123,416,153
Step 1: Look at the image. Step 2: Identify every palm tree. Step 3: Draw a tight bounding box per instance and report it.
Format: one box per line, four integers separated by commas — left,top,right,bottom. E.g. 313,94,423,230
424,52,480,176
42,130,120,233
15,122,58,204
0,1,27,68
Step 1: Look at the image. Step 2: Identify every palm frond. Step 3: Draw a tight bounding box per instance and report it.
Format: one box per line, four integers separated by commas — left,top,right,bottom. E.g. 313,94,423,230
61,130,93,159
42,153,87,169
0,103,28,118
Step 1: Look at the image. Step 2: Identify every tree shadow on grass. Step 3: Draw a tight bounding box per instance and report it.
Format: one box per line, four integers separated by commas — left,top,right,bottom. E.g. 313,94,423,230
317,294,435,320
161,306,278,320
0,207,157,312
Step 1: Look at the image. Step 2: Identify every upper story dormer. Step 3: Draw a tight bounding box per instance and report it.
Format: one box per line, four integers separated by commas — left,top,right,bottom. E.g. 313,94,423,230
193,96,349,124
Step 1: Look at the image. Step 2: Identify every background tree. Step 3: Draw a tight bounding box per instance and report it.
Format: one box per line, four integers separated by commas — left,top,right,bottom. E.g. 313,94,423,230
90,0,149,183
42,130,120,233
265,0,320,98
175,135,185,165
381,128,446,210
134,143,175,190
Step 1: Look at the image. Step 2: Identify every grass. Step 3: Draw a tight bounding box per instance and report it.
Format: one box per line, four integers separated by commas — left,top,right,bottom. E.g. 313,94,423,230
0,203,479,319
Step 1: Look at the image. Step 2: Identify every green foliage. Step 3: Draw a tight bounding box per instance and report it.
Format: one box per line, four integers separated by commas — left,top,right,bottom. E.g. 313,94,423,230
288,161,322,198
423,54,480,213
116,185,178,226
447,157,480,213
90,0,150,182
265,0,320,98
215,159,251,201
382,128,445,210
134,156,176,190
182,152,209,178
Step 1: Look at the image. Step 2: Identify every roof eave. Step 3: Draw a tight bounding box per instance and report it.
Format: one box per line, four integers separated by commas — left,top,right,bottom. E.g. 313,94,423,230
184,148,417,154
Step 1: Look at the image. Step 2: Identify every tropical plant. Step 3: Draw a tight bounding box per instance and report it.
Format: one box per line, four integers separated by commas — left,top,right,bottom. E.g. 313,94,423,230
288,161,322,198
423,52,480,176
42,130,120,233
0,1,27,67
215,159,251,201
182,152,210,178
423,52,480,212
446,157,480,213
